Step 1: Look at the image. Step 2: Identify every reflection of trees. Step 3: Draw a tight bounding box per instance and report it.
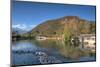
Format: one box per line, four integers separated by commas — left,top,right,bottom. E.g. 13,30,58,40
30,40,62,49
19,39,95,60
59,41,91,60
30,39,95,60
30,40,87,60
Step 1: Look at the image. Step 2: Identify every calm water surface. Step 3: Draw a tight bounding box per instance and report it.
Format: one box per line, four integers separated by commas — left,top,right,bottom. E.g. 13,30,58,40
12,40,96,66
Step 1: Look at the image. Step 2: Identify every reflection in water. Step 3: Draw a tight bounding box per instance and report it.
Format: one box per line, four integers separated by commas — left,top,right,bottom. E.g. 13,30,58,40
12,39,96,65
36,51,62,64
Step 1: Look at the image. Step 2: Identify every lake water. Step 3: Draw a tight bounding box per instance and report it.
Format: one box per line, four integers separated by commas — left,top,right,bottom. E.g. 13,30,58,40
12,39,96,66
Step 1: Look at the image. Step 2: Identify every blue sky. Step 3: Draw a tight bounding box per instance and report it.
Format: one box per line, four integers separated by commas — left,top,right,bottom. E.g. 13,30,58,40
12,1,96,31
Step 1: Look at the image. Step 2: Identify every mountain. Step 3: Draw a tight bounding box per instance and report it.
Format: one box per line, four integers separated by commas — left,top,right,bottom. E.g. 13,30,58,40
12,27,27,34
28,16,96,36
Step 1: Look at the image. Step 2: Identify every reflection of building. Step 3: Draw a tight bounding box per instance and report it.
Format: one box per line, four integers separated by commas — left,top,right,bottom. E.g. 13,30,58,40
79,34,96,51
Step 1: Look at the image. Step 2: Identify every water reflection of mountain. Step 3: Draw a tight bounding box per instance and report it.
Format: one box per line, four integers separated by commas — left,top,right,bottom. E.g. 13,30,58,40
32,40,95,59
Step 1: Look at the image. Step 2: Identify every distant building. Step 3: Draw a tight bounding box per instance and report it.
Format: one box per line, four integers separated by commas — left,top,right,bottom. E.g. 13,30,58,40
80,34,95,45
12,32,17,37
79,34,96,51
36,35,47,40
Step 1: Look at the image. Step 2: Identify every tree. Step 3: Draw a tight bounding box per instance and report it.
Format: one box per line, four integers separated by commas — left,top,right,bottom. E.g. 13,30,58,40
64,31,71,44
63,18,79,45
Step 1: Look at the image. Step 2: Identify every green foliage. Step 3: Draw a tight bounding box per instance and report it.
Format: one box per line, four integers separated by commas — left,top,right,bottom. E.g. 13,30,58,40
64,31,71,44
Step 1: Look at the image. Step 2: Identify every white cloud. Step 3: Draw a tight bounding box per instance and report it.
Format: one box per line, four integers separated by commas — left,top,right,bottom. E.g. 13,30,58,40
12,24,37,31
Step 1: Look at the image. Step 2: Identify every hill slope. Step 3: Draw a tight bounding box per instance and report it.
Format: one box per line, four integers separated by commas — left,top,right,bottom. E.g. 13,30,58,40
29,16,95,37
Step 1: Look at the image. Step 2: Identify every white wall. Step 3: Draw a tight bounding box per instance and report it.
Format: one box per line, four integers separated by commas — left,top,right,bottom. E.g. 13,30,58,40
0,0,99,67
